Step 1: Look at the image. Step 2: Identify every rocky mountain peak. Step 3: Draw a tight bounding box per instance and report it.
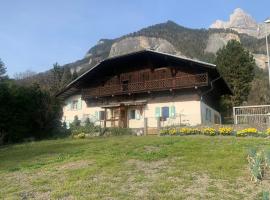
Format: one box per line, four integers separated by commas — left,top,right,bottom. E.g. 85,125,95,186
210,8,259,37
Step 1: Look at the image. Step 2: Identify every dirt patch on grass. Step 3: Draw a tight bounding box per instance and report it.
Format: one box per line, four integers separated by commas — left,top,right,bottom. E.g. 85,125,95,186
143,145,160,153
121,158,171,197
57,160,92,170
20,191,51,200
126,158,169,175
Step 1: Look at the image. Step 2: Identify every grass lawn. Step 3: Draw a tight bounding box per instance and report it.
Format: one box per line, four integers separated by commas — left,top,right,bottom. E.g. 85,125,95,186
0,135,270,199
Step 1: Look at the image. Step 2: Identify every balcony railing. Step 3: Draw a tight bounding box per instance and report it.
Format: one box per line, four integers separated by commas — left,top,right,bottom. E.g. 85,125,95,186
82,73,208,98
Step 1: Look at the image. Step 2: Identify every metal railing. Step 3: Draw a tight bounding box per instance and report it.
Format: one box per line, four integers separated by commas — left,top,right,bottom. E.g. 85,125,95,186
233,105,270,125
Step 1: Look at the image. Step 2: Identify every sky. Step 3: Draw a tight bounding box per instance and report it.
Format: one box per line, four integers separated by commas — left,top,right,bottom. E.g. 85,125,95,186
0,0,270,76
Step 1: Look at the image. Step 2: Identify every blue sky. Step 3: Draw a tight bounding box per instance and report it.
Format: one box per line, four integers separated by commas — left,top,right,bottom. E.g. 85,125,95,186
0,0,269,76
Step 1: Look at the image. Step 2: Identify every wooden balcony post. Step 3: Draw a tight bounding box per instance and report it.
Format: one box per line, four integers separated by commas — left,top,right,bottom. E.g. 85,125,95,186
144,118,148,135
104,108,107,128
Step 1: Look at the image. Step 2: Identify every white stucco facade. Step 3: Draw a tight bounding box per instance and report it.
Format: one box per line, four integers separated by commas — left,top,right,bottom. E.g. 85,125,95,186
62,94,221,128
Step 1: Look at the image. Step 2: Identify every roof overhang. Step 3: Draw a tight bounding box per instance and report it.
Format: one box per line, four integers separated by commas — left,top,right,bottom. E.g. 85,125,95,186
56,49,232,99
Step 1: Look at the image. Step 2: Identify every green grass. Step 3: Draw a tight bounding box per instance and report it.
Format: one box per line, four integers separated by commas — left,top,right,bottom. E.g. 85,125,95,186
0,136,270,199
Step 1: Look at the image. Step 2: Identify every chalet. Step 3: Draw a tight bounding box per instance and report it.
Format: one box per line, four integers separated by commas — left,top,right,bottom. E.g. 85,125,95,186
57,50,232,131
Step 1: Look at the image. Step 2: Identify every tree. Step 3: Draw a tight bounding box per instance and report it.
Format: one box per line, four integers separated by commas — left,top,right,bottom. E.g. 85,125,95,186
50,63,73,94
61,68,73,87
247,68,270,105
0,82,63,144
215,40,256,116
0,59,7,81
14,70,36,80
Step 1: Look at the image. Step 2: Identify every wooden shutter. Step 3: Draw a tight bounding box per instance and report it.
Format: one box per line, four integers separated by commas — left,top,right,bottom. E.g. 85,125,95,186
95,111,99,121
170,106,176,118
135,110,140,120
78,98,82,110
155,107,161,118
67,100,72,111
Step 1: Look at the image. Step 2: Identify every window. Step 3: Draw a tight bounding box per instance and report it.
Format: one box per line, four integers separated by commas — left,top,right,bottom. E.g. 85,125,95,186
71,100,78,110
99,111,105,120
129,110,136,120
162,107,169,119
205,108,212,122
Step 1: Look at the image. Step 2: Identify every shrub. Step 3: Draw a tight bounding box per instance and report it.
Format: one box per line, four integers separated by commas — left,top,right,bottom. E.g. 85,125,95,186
74,133,86,139
202,128,216,136
237,128,258,137
160,129,169,136
0,83,63,145
70,121,101,137
266,128,270,136
169,128,177,135
107,127,132,136
218,127,233,136
247,148,270,183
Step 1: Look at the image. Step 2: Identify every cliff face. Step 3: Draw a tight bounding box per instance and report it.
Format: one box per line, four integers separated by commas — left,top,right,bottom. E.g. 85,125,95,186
205,33,240,53
60,9,270,74
210,8,270,38
109,36,179,57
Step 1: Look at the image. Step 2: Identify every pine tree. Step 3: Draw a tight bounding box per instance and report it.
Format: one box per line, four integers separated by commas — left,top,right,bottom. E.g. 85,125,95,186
215,40,256,116
61,68,73,86
0,59,7,81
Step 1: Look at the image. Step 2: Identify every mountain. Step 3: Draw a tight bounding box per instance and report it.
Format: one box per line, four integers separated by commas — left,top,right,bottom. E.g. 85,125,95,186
63,18,268,75
210,8,270,38
23,9,269,95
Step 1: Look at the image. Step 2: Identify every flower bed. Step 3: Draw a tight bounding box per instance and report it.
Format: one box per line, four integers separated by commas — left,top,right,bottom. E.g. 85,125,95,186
159,126,270,138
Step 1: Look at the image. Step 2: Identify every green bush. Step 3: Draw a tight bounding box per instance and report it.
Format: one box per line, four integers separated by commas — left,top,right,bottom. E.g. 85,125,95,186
107,127,132,136
74,133,86,139
0,82,63,145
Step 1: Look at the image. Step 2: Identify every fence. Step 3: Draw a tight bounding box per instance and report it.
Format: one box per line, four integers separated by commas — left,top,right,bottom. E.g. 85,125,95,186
233,105,270,127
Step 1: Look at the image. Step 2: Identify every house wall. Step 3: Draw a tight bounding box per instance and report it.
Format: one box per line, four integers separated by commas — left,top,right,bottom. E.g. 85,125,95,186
63,95,222,128
200,101,221,124
63,95,103,127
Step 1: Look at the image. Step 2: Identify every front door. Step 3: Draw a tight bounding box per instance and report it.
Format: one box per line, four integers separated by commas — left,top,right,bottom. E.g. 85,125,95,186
119,106,127,128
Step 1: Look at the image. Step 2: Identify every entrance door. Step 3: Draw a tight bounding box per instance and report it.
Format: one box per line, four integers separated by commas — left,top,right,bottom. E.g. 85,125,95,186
119,106,127,128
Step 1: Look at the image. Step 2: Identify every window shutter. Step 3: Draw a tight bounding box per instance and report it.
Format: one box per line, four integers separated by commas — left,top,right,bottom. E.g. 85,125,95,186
135,110,140,120
78,98,82,110
95,111,99,121
128,110,132,119
67,100,71,111
170,106,176,118
155,107,161,118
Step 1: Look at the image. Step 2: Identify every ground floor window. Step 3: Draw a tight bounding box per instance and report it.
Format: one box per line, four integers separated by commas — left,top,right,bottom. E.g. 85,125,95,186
162,106,169,119
129,109,141,120
205,108,212,122
129,109,136,119
155,106,175,120
71,100,78,110
99,111,105,120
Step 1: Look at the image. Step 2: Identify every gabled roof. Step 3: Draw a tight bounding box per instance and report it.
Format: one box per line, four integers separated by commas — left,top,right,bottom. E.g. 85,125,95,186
57,49,232,99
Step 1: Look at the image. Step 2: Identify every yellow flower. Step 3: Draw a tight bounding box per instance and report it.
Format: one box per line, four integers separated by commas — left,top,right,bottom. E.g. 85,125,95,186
169,128,177,135
219,127,233,136
236,128,258,137
202,127,216,136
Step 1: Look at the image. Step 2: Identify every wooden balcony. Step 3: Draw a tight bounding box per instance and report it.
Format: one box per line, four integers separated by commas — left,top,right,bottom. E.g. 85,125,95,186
82,73,208,98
